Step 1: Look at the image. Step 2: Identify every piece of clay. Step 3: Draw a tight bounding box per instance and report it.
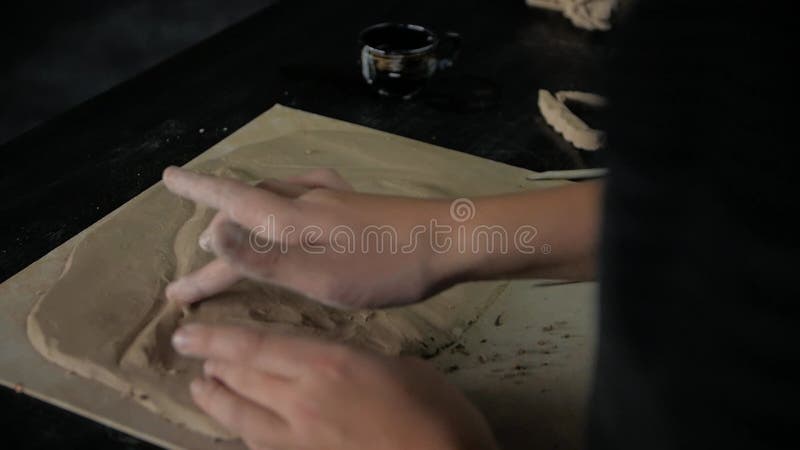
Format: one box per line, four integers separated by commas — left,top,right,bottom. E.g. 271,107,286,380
538,89,606,151
526,0,617,31
555,90,608,108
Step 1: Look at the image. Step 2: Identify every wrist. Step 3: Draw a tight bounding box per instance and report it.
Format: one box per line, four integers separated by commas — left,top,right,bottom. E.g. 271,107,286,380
422,196,545,285
421,199,494,288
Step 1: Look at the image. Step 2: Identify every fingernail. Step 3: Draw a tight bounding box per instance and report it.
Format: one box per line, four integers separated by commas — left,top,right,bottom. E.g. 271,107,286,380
190,378,207,396
163,166,180,181
198,232,212,252
172,324,200,353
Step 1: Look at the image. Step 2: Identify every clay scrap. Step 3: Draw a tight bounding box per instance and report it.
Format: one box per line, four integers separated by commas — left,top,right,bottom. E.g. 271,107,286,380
526,0,618,31
538,89,607,151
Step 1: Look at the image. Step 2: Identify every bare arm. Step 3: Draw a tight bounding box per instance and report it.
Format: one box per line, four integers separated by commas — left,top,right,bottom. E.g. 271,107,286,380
445,180,602,283
163,167,601,309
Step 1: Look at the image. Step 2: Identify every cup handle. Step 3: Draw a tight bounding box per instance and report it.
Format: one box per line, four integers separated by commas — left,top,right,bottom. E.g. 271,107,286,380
437,31,462,71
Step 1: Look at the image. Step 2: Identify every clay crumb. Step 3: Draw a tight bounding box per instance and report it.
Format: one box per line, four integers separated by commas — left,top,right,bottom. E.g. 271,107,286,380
444,365,460,374
542,325,555,332
478,354,488,364
494,314,504,327
13,383,24,394
451,344,470,356
537,340,549,346
249,308,270,322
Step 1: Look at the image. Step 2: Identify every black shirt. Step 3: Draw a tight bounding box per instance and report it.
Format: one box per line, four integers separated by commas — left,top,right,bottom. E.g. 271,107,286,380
591,1,797,449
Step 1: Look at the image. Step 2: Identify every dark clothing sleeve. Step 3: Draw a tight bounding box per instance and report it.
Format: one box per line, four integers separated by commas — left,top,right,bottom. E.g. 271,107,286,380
589,1,798,449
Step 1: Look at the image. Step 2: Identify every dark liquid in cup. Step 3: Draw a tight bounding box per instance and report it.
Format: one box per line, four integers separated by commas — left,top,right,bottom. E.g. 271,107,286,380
361,25,435,53
360,24,438,98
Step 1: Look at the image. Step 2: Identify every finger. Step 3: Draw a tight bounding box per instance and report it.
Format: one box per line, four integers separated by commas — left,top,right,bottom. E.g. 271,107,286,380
190,377,290,448
204,359,295,413
173,324,335,378
162,166,296,230
165,258,242,305
285,168,353,191
197,178,310,251
198,211,225,252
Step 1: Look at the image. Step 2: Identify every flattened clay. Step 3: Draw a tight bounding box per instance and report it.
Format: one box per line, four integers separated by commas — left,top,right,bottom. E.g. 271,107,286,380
27,129,511,439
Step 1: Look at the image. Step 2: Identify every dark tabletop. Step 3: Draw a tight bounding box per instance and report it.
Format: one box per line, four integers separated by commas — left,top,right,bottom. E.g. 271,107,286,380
0,0,611,447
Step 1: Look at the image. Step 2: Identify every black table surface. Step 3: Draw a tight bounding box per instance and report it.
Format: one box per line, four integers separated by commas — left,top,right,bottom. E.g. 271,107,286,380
0,0,611,447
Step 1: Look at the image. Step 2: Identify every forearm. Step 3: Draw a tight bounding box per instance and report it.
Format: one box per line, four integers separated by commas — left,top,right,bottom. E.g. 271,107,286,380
436,181,603,283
